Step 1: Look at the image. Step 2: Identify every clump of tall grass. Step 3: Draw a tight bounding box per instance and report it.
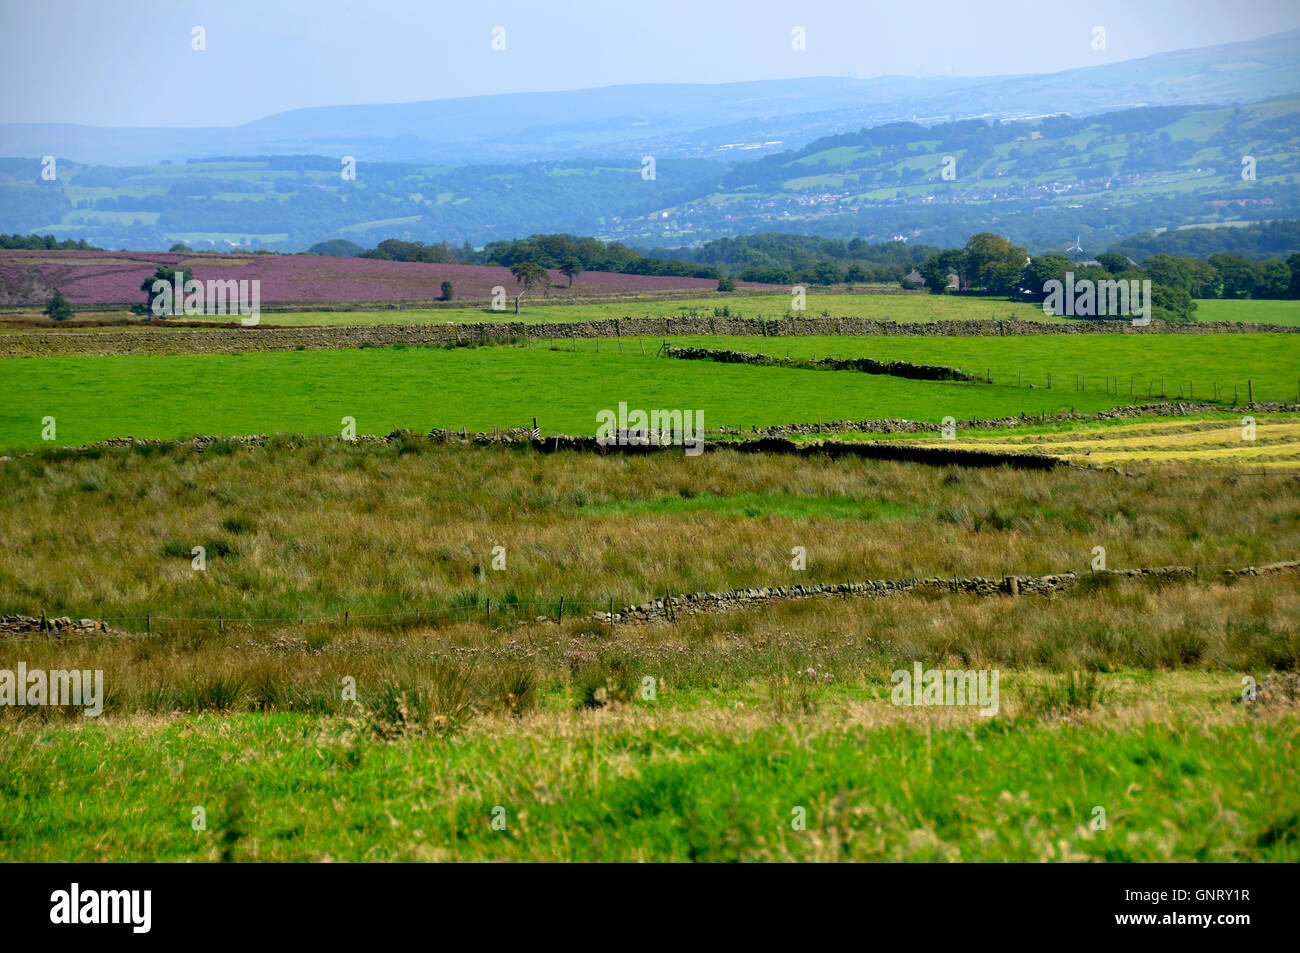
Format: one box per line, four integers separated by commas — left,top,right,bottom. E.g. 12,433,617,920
571,654,639,709
357,659,479,738
767,668,819,718
1024,670,1106,717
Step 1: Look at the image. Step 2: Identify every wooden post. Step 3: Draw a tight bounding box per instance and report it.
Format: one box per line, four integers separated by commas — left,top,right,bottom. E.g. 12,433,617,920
344,610,349,625
146,613,151,634
609,597,615,632
557,596,564,625
1047,373,1052,389
1248,379,1254,404
486,598,491,627
640,339,645,355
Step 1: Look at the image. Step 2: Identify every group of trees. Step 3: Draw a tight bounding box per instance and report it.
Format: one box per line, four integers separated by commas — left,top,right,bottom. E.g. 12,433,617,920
1141,252,1300,299
476,233,717,281
911,231,1300,321
1,233,100,250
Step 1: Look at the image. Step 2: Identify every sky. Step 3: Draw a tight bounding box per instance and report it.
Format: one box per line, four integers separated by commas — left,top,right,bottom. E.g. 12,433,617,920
3,0,1299,127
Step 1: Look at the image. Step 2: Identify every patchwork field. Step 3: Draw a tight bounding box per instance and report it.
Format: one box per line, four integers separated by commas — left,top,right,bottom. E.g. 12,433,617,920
848,414,1300,469
3,297,1298,866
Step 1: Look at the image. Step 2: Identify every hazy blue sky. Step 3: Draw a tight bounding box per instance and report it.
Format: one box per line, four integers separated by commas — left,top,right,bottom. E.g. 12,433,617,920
4,0,1298,126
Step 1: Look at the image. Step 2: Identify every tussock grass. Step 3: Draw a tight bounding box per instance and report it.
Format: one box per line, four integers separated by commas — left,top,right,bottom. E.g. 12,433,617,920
3,574,1294,724
1,440,1296,627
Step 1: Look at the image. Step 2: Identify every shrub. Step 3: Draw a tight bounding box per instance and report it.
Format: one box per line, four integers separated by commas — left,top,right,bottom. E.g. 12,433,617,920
43,290,74,321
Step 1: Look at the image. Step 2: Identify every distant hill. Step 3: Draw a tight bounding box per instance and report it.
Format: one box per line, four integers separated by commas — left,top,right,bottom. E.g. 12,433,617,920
2,30,1299,166
5,93,1294,254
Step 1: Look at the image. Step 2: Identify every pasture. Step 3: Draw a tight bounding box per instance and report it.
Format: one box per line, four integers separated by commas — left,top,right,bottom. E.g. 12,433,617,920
1,333,1297,452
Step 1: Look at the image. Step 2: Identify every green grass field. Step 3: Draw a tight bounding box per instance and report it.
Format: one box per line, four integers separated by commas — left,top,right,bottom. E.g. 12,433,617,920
1190,299,1300,327
5,691,1295,861
675,333,1300,403
1,334,1294,451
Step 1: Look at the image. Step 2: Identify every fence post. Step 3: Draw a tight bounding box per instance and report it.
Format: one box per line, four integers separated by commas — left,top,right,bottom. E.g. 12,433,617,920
146,613,151,634
609,597,615,632
1248,379,1253,404
557,596,564,625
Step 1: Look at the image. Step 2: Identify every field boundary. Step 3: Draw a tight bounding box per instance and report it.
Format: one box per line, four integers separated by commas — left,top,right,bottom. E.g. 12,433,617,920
3,314,1298,357
661,345,978,381
5,402,1294,463
4,560,1295,638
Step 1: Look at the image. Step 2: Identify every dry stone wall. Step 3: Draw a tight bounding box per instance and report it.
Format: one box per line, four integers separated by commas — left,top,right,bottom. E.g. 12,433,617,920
596,561,1300,625
3,315,1297,358
1,615,109,635
662,345,978,381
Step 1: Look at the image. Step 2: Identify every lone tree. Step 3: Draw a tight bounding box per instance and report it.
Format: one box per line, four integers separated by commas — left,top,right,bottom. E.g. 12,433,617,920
134,265,192,317
440,280,453,302
509,261,549,293
43,289,74,321
559,256,582,288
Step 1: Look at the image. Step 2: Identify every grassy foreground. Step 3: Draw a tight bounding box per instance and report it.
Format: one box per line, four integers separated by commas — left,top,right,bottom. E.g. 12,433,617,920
2,574,1297,862
3,700,1295,862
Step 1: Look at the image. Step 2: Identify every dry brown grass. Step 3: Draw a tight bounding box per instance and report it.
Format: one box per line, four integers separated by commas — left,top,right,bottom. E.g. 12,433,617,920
1,438,1297,628
2,571,1294,723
